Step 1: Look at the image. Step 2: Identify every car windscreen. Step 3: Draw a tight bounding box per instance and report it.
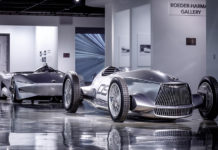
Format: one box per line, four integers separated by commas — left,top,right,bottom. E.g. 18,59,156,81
34,66,57,73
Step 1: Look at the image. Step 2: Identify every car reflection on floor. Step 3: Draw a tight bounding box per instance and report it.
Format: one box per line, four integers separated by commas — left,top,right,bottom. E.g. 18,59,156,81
0,100,218,150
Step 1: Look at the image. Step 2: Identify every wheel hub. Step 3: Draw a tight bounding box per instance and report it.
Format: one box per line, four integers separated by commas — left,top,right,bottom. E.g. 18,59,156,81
109,83,121,118
64,79,72,108
198,82,213,113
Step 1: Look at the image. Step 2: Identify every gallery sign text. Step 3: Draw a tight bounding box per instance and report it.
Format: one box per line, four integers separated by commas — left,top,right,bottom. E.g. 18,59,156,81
169,0,206,16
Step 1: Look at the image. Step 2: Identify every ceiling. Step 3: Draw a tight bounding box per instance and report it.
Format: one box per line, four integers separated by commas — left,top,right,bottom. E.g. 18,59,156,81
0,0,105,17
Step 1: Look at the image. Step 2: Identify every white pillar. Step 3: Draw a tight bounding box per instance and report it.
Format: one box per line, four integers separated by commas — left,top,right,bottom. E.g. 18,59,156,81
58,25,75,73
105,2,114,67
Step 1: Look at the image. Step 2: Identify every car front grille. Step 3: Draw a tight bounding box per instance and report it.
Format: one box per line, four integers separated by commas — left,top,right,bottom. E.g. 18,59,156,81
155,83,192,106
154,83,192,117
154,108,192,116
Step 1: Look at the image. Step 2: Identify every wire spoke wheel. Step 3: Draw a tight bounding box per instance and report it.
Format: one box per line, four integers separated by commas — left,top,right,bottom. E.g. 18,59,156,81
109,83,122,118
108,77,130,122
63,73,80,113
64,79,72,109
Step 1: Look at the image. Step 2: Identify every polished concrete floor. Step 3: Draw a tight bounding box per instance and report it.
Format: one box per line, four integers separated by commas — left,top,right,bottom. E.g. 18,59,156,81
0,99,218,150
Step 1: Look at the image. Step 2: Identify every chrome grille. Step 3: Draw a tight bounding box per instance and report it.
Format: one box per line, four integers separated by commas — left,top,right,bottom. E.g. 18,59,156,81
154,108,192,116
155,83,192,106
154,83,192,117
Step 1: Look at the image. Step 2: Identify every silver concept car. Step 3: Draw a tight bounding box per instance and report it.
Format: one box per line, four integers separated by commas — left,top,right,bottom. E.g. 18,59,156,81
63,66,218,122
0,64,65,103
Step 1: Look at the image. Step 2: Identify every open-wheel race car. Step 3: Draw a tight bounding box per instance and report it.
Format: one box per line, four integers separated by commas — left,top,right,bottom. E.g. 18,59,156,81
0,64,65,103
63,66,218,122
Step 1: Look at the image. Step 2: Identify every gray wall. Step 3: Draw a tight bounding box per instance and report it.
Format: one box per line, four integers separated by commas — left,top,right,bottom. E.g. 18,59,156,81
207,0,218,79
151,0,206,92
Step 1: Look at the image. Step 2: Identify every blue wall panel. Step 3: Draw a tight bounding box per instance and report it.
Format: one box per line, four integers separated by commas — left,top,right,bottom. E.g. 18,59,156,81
75,34,105,83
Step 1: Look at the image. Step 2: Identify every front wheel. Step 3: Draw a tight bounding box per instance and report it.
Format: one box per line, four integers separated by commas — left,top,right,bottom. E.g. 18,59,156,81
63,73,81,113
108,77,130,122
198,76,218,120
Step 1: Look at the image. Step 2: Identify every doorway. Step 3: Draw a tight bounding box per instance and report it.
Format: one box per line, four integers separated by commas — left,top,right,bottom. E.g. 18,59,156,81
0,34,10,72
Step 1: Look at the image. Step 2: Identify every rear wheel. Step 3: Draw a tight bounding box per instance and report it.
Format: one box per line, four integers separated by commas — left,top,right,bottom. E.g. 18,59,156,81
198,76,218,120
63,73,80,113
11,80,22,103
0,87,7,99
108,77,130,122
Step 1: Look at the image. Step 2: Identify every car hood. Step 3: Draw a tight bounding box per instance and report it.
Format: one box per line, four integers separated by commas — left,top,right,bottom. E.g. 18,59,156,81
115,69,179,84
14,72,65,84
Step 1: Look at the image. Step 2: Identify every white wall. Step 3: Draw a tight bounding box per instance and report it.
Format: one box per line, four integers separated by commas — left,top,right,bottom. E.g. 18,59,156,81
35,26,58,69
105,0,206,92
131,4,151,69
58,25,75,73
114,9,130,67
0,25,35,72
105,0,149,67
151,0,206,92
0,26,58,72
207,0,218,79
0,15,104,72
105,2,114,66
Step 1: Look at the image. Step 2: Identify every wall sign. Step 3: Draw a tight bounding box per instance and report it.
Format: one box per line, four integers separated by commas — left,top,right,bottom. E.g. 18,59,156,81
137,34,151,67
63,53,70,58
40,50,51,63
186,38,196,46
169,0,206,16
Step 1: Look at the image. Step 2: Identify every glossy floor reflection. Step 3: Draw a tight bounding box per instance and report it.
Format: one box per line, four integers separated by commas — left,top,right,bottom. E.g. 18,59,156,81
0,99,218,150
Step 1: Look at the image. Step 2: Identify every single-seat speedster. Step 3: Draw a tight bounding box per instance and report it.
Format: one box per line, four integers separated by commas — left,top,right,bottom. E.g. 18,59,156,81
0,64,65,103
63,66,218,122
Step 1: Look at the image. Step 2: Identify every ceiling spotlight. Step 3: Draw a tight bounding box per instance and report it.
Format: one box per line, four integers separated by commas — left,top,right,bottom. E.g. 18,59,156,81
75,0,80,2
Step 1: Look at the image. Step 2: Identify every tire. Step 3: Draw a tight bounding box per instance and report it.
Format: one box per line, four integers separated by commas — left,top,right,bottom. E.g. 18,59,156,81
198,76,218,120
0,88,7,99
11,79,22,103
63,73,80,113
108,77,130,122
